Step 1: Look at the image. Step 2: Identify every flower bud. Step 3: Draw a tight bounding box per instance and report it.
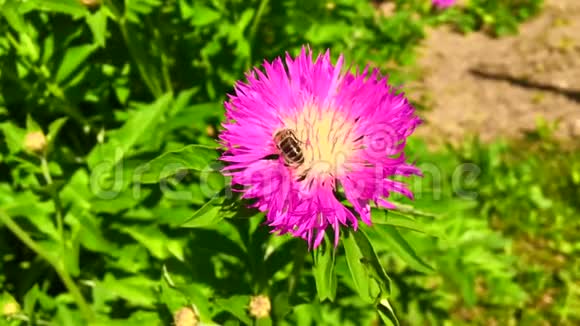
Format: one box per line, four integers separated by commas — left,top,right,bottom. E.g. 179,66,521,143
2,301,20,316
325,2,336,10
24,131,47,155
174,306,199,326
249,295,271,319
80,0,101,9
206,124,217,138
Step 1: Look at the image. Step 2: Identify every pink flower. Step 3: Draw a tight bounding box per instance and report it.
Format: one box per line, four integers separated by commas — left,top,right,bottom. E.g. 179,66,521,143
219,48,421,249
432,0,456,9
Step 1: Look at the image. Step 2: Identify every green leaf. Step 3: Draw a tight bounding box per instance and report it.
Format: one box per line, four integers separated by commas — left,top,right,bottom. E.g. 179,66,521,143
91,188,151,214
55,304,82,326
312,237,337,302
180,195,226,228
125,0,163,23
46,117,68,153
459,270,477,306
25,115,42,132
352,229,392,295
390,202,439,218
31,0,88,16
23,285,40,319
55,44,98,83
377,298,399,326
343,231,374,304
165,102,223,131
86,8,108,47
0,188,55,221
214,295,252,325
191,4,221,26
372,209,440,236
0,122,25,154
168,281,213,323
62,234,81,277
90,313,159,326
342,229,387,304
0,292,20,315
306,22,350,44
119,22,163,96
1,0,28,33
372,225,434,274
94,274,157,307
67,212,116,254
118,224,182,259
256,317,273,326
87,93,173,169
139,145,219,184
236,8,255,33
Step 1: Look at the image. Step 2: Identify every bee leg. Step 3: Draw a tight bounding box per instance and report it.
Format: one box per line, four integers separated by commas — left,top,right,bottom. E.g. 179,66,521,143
261,153,280,161
296,168,310,182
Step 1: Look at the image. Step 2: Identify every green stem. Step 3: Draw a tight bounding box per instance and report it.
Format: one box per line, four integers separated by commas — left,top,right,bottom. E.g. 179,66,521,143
40,157,53,184
120,21,162,98
160,46,173,95
4,32,89,127
0,212,95,322
104,0,162,98
247,0,270,69
150,16,173,95
40,157,64,248
288,241,307,296
103,0,122,19
10,314,51,325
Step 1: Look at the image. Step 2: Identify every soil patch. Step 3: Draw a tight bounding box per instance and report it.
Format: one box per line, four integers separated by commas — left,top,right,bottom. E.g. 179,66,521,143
410,0,580,146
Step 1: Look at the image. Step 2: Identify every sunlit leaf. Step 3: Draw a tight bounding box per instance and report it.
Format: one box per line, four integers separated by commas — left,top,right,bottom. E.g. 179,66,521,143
55,44,98,83
87,93,173,169
30,0,87,16
25,114,42,132
0,122,25,154
139,145,219,184
312,236,337,302
377,298,399,326
371,209,440,236
95,274,157,307
190,4,221,26
180,195,225,228
86,8,108,47
371,225,434,274
214,295,252,325
117,224,182,259
343,229,391,304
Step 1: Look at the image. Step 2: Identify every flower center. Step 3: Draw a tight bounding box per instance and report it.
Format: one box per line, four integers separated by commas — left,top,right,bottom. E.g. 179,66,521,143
283,105,357,179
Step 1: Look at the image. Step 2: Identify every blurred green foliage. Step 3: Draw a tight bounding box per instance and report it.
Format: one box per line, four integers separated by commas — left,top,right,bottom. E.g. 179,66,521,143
397,0,545,36
1,0,575,325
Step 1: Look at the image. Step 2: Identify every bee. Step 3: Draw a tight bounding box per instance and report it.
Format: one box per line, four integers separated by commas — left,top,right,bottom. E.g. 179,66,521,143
273,128,304,168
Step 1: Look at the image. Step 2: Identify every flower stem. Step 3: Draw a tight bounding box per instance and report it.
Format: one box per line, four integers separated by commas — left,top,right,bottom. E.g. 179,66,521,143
119,21,163,98
40,157,64,249
40,156,53,184
249,0,270,42
288,241,307,296
247,0,270,69
0,212,95,322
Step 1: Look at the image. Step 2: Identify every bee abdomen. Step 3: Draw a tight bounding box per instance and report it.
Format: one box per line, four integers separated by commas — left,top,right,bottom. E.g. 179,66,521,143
274,129,305,167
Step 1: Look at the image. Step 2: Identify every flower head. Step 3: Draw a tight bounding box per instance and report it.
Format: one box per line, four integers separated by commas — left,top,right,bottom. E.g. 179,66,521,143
220,48,421,249
249,295,271,319
2,301,20,316
174,306,199,326
432,0,456,9
24,131,47,155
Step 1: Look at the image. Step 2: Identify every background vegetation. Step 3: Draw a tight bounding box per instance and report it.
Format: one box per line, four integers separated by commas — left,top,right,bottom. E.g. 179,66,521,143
1,0,578,325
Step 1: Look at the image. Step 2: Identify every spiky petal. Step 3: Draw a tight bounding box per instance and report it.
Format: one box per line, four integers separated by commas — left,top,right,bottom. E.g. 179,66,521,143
220,48,421,249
